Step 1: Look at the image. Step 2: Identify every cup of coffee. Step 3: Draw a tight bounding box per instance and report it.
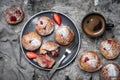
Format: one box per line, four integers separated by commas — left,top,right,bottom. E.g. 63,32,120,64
81,12,114,37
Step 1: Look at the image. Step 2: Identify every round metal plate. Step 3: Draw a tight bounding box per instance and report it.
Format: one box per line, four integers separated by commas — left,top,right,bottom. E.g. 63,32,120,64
20,11,81,70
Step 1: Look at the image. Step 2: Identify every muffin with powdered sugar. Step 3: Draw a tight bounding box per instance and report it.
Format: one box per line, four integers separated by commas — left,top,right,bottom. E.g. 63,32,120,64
100,38,120,59
22,32,42,51
40,41,60,57
100,62,120,80
36,16,54,36
54,25,74,45
78,51,102,72
4,5,24,24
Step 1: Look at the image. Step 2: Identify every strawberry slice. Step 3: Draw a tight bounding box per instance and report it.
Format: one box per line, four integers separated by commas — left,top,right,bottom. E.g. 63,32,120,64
26,52,38,59
53,13,61,25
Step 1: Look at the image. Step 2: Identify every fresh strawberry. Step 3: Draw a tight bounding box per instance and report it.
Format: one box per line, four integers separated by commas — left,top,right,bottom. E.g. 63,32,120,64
26,52,38,59
53,13,61,25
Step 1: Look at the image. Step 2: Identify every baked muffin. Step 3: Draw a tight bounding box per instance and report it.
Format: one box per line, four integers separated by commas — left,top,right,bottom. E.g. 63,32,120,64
4,5,24,24
36,54,55,68
54,25,74,45
40,41,60,57
35,16,54,36
100,62,120,80
100,38,120,59
79,51,102,72
22,32,42,51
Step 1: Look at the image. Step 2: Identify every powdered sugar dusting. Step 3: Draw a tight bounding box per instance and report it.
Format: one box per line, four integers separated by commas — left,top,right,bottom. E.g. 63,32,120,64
42,42,59,51
102,41,113,55
57,26,69,38
36,17,54,35
25,37,41,50
31,38,41,47
46,27,54,35
83,54,98,68
105,64,119,77
38,18,47,28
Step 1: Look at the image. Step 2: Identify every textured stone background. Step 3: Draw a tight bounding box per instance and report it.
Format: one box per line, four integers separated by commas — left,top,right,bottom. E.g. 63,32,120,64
0,0,120,80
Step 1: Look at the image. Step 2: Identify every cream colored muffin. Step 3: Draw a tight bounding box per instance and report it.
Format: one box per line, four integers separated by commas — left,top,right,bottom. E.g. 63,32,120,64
36,16,54,36
54,25,74,45
40,41,59,56
100,62,120,80
79,51,102,72
4,5,24,24
100,38,120,59
22,32,42,51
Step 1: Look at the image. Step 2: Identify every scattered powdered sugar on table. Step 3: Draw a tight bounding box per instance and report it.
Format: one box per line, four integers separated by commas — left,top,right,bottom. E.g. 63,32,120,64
105,64,119,77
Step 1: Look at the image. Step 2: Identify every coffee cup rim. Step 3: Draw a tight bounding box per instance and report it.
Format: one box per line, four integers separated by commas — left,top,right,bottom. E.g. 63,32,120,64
81,12,106,38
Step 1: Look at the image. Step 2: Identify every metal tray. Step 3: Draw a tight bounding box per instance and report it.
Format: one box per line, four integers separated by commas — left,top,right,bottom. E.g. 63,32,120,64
20,11,81,70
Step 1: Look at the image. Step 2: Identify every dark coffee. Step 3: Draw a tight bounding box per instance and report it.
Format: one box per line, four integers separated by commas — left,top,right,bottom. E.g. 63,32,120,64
82,13,106,37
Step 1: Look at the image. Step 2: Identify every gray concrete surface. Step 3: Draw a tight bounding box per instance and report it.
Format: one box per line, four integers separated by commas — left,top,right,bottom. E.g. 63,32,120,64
0,0,120,80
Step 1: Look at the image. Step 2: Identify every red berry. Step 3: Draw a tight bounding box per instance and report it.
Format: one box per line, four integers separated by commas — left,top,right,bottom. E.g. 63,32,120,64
53,13,61,25
26,52,38,59
15,10,21,14
84,57,89,62
108,39,112,44
103,48,106,50
40,21,43,25
29,40,32,43
54,52,59,57
61,34,63,37
43,26,46,30
10,16,17,22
